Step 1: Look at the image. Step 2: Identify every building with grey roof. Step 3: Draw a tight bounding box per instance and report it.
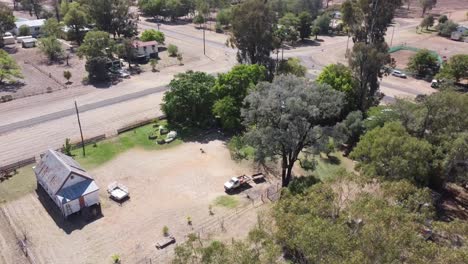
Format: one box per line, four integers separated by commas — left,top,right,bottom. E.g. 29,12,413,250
34,149,100,218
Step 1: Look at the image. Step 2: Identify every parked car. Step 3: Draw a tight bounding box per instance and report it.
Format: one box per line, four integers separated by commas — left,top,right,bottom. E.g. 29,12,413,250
392,70,407,78
431,79,439,88
118,69,130,78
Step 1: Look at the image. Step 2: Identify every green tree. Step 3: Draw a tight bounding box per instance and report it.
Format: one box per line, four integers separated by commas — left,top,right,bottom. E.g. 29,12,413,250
407,49,439,77
311,25,320,40
0,3,15,47
38,36,64,61
419,0,437,17
85,56,110,82
229,0,275,66
77,31,114,59
242,75,344,186
41,18,62,37
20,0,43,19
60,0,69,17
277,57,307,77
115,38,136,68
438,14,448,23
216,8,231,27
420,14,435,30
140,29,165,44
0,50,23,83
350,122,433,185
167,44,178,56
313,13,331,34
150,58,158,72
317,63,357,112
436,19,458,37
212,64,266,131
436,54,468,82
19,25,31,36
349,42,391,112
63,70,72,84
278,12,300,44
63,2,88,45
161,71,216,127
193,13,205,28
297,11,312,40
341,0,401,112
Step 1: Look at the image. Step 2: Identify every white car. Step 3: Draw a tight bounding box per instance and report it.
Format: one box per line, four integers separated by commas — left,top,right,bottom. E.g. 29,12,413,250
392,70,407,78
119,69,130,78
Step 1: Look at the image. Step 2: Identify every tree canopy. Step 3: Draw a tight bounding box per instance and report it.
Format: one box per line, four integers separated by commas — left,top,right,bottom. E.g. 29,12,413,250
317,63,357,113
162,71,216,127
0,3,15,41
436,54,468,83
0,50,23,83
407,49,439,78
212,64,266,131
350,121,433,185
63,2,88,45
242,75,344,186
140,29,165,44
229,0,275,66
77,31,114,59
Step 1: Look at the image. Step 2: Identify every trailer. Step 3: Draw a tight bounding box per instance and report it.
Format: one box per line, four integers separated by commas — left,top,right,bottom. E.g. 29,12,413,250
107,182,129,202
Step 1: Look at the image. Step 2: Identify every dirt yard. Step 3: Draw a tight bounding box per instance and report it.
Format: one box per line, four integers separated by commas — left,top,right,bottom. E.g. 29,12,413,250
391,49,417,70
0,140,276,264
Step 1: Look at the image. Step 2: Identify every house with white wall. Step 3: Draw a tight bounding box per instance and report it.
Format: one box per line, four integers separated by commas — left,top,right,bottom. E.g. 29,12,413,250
34,149,100,218
132,40,158,59
13,19,45,37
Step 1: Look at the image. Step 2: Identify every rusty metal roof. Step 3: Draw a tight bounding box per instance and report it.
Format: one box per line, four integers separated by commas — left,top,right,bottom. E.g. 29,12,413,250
34,149,93,195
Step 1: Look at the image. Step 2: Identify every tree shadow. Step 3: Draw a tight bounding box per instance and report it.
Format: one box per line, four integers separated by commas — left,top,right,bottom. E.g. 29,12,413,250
293,39,321,48
320,154,341,165
0,81,26,93
146,17,191,26
35,185,103,234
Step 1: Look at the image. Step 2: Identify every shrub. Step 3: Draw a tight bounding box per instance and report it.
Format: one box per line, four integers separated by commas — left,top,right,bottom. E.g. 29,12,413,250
18,25,30,36
63,70,72,83
162,225,169,236
140,29,165,44
167,44,178,57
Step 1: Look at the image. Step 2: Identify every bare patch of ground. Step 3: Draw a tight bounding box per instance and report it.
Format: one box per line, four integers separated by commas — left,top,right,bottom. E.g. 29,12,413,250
391,49,417,70
0,140,275,263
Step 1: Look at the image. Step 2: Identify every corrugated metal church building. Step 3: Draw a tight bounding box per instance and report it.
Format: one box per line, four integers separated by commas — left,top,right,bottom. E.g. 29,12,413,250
34,149,100,218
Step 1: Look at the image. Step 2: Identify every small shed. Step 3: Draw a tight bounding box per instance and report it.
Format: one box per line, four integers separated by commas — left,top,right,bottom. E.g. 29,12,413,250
34,149,100,218
133,40,158,59
21,38,37,48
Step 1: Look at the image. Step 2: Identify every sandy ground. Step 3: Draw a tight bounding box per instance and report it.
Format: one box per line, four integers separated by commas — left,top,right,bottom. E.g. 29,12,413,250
391,49,418,69
0,140,276,264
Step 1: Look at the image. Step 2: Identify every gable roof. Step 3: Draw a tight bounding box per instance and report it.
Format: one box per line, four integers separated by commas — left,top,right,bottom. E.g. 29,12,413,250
57,180,99,204
133,40,158,48
34,149,93,195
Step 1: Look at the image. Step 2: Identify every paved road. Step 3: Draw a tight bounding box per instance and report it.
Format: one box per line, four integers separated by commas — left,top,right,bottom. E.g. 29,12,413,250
0,86,168,135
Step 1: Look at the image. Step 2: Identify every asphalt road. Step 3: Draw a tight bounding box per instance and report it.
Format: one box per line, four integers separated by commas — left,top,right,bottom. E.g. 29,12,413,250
0,85,168,135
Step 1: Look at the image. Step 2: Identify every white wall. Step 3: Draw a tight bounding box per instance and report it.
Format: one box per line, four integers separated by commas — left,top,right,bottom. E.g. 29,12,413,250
62,190,100,217
134,45,157,57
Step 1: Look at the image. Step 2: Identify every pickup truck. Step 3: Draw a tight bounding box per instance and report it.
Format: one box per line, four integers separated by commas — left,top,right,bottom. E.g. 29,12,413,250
224,175,251,191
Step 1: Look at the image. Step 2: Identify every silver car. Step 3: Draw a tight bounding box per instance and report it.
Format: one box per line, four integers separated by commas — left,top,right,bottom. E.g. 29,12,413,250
392,70,407,78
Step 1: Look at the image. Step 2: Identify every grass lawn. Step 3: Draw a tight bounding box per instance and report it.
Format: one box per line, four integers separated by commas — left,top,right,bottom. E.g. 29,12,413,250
71,120,183,169
214,195,239,209
313,152,355,181
0,166,36,204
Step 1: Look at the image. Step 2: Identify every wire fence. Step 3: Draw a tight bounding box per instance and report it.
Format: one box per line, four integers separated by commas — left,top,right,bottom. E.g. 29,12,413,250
139,184,282,264
388,45,443,64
